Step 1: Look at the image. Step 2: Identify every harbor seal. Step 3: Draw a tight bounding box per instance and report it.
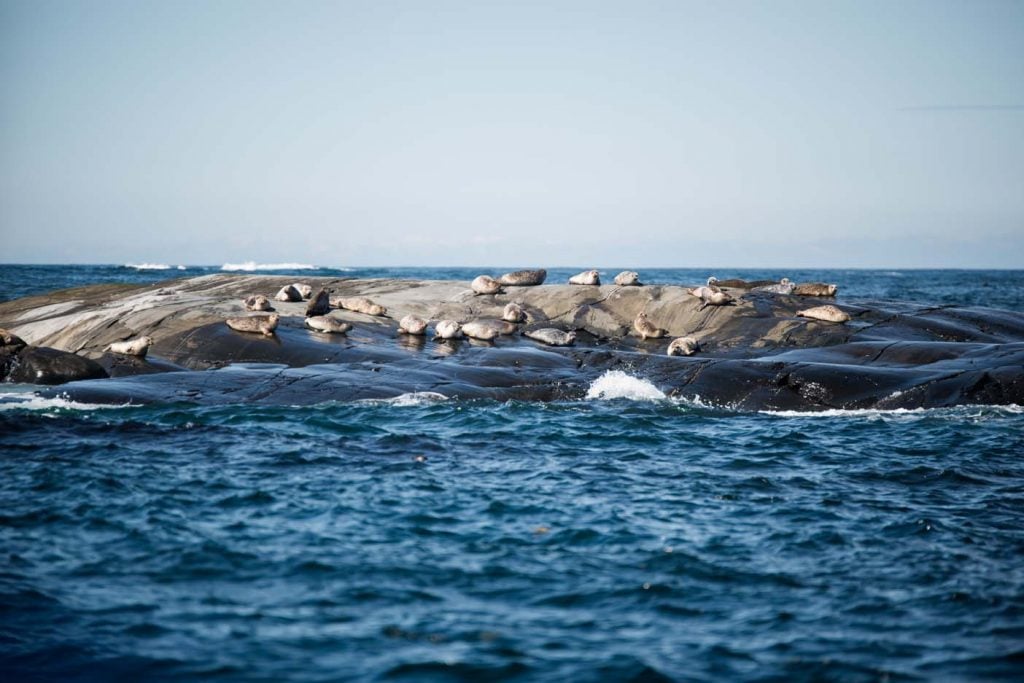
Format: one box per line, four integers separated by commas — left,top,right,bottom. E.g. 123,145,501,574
689,276,721,299
497,269,546,286
793,282,838,297
797,305,850,323
523,328,575,346
292,283,313,299
633,312,668,340
225,313,279,337
305,315,351,334
700,291,734,308
502,302,526,323
614,271,641,286
471,275,503,295
399,314,428,335
433,320,463,341
667,336,700,356
568,269,600,285
333,296,387,317
243,295,273,312
274,285,302,302
305,289,331,317
461,320,501,341
753,277,795,295
105,336,153,357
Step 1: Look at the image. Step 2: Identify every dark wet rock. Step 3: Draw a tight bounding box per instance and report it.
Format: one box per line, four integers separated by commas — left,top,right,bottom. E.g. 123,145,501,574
0,274,1021,410
1,345,108,385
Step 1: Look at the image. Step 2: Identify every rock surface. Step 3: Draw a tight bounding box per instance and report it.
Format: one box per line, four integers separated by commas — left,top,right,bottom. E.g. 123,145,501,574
0,274,1021,410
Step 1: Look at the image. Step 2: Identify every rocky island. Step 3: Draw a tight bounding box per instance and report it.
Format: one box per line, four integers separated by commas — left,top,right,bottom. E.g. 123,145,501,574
1,272,1022,411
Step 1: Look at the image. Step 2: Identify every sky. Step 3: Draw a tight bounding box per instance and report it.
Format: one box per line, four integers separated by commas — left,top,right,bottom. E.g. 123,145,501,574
1,0,1022,267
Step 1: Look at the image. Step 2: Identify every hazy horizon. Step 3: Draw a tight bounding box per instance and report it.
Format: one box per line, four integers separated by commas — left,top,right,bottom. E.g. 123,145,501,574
2,1,1022,268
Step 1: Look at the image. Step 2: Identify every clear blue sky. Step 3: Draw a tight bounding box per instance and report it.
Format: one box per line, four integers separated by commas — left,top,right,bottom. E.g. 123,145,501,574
1,0,1022,267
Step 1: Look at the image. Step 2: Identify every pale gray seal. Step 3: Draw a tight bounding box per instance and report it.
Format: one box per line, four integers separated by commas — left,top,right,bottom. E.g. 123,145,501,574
793,282,838,297
689,276,721,299
292,283,313,299
305,289,331,317
568,270,600,285
105,336,153,357
523,328,575,346
461,320,501,341
305,315,351,334
274,285,302,302
502,302,526,323
243,295,273,312
797,305,850,323
226,314,279,336
753,277,795,295
433,320,463,340
333,296,387,317
399,314,428,335
471,275,503,295
633,312,667,340
667,336,700,356
614,271,641,286
497,269,546,286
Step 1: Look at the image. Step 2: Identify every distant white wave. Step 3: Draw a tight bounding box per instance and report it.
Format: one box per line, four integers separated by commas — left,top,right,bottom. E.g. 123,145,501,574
760,404,1023,419
0,391,127,412
125,263,175,270
585,371,666,401
357,392,449,406
220,261,319,272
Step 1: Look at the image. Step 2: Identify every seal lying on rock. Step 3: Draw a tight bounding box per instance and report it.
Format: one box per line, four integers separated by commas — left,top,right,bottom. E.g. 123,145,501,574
305,289,331,317
226,314,279,337
793,282,838,297
399,315,428,335
690,278,734,309
471,275,503,295
461,320,501,341
305,315,351,334
754,278,795,295
614,271,641,286
333,297,387,317
667,336,700,356
274,285,302,302
502,303,526,323
498,269,546,286
797,305,850,323
433,320,463,341
524,328,576,346
105,336,153,357
569,270,600,285
634,312,668,340
292,283,313,299
690,277,721,299
244,295,273,311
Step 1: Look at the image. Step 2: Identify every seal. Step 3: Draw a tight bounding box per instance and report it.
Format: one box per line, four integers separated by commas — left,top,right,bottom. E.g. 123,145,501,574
614,271,641,286
274,285,302,302
399,314,428,335
486,320,518,335
667,336,700,356
497,269,547,286
797,305,850,323
753,277,795,295
243,295,273,312
523,328,575,346
633,312,667,340
292,283,313,299
502,302,526,323
689,278,734,308
689,276,721,299
305,315,351,334
333,296,387,317
461,320,501,341
471,275,503,296
433,320,463,341
305,289,331,317
714,278,775,289
226,313,279,337
792,282,838,297
105,336,153,357
568,270,600,285
0,328,26,349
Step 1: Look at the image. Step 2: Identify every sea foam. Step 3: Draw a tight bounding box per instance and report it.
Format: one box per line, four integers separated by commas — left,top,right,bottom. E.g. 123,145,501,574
220,262,319,272
585,371,666,401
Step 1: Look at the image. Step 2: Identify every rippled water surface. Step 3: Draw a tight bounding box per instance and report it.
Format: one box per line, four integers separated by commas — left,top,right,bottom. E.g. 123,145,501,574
2,266,1024,681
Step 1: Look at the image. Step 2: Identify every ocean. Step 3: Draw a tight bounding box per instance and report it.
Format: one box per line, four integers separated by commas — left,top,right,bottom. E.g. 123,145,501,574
2,265,1023,681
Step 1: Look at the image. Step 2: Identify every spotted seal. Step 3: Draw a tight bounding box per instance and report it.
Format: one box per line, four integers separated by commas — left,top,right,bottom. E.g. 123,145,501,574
305,289,331,317
243,295,273,312
274,285,302,302
433,320,463,341
333,296,387,317
568,269,600,285
461,320,501,341
305,315,352,334
523,328,575,346
633,312,668,340
667,336,700,356
793,282,838,297
471,275,503,295
797,305,850,323
105,336,153,357
502,302,526,323
399,315,428,335
753,277,795,295
614,271,641,286
497,269,546,286
226,314,279,336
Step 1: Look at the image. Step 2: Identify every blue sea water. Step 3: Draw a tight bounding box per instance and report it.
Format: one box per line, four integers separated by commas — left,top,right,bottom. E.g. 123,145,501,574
2,265,1024,682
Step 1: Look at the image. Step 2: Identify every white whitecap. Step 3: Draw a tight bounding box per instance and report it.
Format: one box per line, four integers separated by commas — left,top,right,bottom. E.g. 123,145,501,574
220,261,319,272
0,391,126,412
760,404,1023,420
355,391,449,406
176,265,186,270
125,263,171,270
585,370,666,401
